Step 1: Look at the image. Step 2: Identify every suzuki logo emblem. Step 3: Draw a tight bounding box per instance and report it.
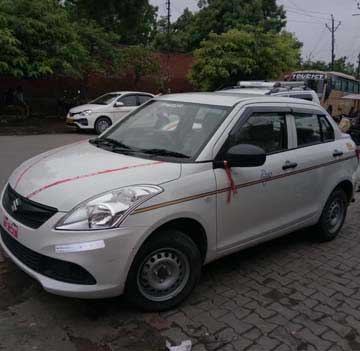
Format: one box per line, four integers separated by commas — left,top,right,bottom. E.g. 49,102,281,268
11,198,22,213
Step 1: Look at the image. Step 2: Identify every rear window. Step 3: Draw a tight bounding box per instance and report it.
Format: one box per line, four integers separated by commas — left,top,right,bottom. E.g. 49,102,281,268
289,94,313,102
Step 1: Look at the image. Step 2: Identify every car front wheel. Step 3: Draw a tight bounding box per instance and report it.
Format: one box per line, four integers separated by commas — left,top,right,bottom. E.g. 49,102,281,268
95,117,112,135
125,230,202,311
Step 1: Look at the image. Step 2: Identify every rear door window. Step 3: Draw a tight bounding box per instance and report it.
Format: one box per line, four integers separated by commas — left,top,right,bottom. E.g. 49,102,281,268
137,95,152,105
294,114,321,146
319,115,335,142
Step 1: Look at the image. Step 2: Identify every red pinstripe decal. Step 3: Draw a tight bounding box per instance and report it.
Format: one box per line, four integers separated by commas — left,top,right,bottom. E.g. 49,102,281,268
14,140,87,190
134,155,357,214
26,161,163,199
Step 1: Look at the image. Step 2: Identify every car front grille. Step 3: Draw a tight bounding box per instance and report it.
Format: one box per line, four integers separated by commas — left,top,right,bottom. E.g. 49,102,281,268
2,185,58,229
0,226,96,285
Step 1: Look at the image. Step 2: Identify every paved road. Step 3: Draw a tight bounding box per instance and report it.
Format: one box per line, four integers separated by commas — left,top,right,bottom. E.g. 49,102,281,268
0,134,90,189
1,134,360,351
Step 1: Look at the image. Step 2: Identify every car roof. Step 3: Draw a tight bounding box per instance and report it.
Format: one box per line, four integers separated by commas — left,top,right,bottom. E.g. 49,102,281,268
156,92,262,107
155,92,322,109
219,88,317,96
218,88,269,95
107,91,154,96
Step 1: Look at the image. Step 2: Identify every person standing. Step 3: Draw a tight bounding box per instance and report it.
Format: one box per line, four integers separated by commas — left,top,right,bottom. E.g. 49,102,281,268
14,86,29,118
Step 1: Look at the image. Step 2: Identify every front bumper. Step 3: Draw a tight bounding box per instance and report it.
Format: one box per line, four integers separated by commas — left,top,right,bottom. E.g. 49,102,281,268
66,117,90,129
0,203,147,298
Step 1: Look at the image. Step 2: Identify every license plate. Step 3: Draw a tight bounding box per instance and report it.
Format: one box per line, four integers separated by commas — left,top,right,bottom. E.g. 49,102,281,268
3,217,18,239
66,118,74,124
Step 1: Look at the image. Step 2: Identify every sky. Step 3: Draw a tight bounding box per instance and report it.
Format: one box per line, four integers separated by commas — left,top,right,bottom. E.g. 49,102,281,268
150,0,360,64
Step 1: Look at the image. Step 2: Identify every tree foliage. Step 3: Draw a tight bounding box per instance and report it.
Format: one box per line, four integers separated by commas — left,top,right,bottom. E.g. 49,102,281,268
119,46,160,87
154,0,286,53
153,8,196,53
302,57,357,77
189,28,301,91
0,0,121,78
64,0,158,45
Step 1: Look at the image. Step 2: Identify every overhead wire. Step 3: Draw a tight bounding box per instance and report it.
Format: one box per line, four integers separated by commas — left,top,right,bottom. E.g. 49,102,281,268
286,8,331,21
308,27,328,59
284,0,333,17
286,18,328,25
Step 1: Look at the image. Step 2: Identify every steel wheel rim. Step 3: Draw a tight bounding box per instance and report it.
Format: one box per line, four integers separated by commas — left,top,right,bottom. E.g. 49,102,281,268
137,248,190,302
97,120,110,133
326,198,345,234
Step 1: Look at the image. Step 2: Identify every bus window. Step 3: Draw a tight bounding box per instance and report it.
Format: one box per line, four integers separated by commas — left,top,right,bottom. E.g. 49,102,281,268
308,80,324,95
348,81,354,93
354,82,358,93
342,79,348,92
335,77,342,90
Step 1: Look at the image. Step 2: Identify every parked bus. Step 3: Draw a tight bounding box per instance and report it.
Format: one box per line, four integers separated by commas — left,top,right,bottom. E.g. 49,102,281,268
289,70,360,117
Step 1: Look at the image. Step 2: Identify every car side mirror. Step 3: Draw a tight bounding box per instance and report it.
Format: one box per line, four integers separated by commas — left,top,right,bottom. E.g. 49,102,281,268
114,101,124,108
214,144,266,168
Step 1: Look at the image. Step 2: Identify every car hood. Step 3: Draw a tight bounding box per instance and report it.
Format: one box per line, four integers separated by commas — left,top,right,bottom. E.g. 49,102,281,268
69,104,106,114
8,141,181,211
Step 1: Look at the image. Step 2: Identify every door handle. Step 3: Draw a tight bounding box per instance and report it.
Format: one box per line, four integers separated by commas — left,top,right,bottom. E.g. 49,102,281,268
333,150,343,157
282,161,298,170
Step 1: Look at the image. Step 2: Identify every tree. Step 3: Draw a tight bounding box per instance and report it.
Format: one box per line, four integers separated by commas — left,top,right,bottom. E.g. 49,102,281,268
65,0,158,45
0,13,24,77
189,28,301,91
301,57,356,76
301,60,329,72
74,20,122,77
154,0,286,53
153,8,195,53
0,0,121,78
333,57,356,76
119,46,160,88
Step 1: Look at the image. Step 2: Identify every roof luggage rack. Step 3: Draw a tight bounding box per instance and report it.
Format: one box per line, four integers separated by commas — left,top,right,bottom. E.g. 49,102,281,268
220,81,309,91
268,81,309,94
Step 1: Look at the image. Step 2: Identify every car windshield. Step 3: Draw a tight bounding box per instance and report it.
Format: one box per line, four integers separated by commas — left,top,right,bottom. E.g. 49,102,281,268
91,93,121,105
100,100,231,161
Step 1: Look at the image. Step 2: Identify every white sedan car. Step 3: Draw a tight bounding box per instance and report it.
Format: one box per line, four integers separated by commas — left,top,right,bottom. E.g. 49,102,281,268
1,93,358,311
66,91,154,134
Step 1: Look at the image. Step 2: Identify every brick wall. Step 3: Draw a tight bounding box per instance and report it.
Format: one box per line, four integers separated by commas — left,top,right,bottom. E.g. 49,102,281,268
0,52,195,116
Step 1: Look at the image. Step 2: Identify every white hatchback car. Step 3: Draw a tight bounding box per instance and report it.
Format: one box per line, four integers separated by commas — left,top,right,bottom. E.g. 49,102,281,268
66,91,154,134
1,93,358,311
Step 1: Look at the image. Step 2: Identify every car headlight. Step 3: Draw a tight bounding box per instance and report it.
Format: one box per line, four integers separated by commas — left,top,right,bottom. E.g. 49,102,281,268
55,185,163,231
80,110,92,116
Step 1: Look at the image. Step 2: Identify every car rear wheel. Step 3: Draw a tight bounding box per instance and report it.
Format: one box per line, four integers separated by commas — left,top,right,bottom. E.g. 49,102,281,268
125,230,202,311
95,117,112,135
315,189,348,241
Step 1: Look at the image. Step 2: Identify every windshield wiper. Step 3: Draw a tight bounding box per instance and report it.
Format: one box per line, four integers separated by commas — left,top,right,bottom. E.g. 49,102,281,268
90,138,131,149
140,148,190,159
90,140,189,159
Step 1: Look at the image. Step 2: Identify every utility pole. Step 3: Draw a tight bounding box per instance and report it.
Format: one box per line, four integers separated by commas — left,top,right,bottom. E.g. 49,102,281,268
326,14,341,71
166,0,171,46
357,53,360,79
165,0,171,92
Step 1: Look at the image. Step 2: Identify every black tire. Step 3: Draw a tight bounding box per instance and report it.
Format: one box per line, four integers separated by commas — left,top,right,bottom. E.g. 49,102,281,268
315,189,348,242
125,230,202,311
95,117,112,135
